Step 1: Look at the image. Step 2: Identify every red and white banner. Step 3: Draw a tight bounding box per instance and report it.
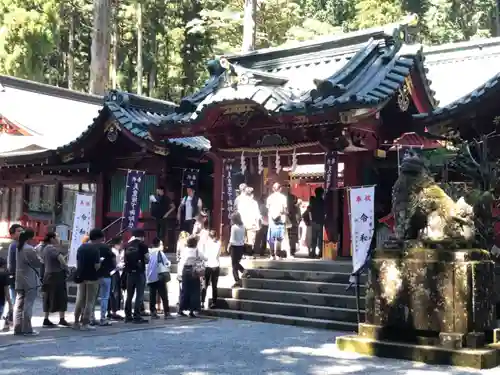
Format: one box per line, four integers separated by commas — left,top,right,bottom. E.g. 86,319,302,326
349,186,375,281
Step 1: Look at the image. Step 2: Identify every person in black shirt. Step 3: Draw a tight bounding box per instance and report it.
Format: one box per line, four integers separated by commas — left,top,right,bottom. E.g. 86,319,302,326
309,187,325,258
96,244,116,326
150,186,176,247
124,228,149,323
74,229,103,330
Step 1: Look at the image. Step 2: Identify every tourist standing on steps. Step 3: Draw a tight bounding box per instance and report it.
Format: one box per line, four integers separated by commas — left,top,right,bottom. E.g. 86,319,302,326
146,237,171,319
123,228,149,323
107,237,124,320
177,187,203,234
238,187,260,258
150,186,176,247
229,212,246,287
73,228,103,331
7,224,23,323
201,230,221,309
41,232,70,328
14,228,42,336
309,187,325,258
266,182,288,260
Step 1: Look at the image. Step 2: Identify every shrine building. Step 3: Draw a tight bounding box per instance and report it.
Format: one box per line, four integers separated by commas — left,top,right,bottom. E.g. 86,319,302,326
150,18,441,258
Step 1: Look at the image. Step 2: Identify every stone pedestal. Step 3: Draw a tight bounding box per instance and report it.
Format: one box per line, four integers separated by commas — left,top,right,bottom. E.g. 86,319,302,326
336,245,500,369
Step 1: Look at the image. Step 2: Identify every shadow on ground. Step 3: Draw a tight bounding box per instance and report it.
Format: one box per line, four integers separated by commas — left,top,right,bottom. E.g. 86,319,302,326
0,319,493,375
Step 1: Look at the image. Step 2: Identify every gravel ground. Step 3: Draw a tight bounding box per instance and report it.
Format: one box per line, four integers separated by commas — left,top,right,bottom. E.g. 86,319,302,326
0,301,496,375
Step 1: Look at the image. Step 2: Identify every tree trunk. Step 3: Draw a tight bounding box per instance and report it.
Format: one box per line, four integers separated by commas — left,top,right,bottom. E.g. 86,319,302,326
67,12,75,90
148,31,157,97
136,1,143,96
89,0,112,95
242,0,257,52
110,2,119,89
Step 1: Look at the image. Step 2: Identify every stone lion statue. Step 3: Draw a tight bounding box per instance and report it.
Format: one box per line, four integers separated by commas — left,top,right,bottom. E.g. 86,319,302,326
392,155,475,242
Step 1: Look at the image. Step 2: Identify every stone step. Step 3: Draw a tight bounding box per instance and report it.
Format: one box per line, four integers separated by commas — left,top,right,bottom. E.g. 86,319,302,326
201,309,358,332
245,268,366,284
242,278,366,295
216,298,364,322
246,259,354,273
217,287,365,309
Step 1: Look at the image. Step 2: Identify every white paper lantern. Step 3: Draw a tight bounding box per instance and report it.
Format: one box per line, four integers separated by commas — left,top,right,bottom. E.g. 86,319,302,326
275,149,281,173
240,151,246,174
258,151,264,175
291,147,297,172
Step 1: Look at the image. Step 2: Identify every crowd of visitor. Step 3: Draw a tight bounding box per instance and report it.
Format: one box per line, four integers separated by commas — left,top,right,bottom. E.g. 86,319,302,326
0,182,325,337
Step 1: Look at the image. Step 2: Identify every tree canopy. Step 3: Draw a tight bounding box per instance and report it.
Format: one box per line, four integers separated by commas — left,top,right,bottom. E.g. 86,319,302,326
0,0,498,100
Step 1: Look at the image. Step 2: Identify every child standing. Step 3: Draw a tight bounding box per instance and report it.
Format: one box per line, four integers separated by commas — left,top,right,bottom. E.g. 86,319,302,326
229,212,246,287
0,257,12,331
201,230,221,309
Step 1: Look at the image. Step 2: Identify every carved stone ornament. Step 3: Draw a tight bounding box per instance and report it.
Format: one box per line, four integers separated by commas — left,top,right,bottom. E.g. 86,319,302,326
106,125,119,143
391,155,475,245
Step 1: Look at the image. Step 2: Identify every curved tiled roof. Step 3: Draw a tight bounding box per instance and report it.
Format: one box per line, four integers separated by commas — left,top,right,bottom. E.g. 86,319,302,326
413,70,500,125
413,37,500,126
0,87,211,162
156,18,435,132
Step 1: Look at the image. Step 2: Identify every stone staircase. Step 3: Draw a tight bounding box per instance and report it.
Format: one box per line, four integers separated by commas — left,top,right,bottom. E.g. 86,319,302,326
204,259,366,331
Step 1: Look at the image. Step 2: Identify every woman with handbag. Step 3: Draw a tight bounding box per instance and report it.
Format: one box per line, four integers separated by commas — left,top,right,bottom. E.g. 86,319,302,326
41,232,70,327
178,235,206,317
146,238,171,319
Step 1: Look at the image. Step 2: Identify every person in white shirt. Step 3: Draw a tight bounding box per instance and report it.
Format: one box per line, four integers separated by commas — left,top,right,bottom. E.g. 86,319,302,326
234,183,247,213
201,230,221,309
146,238,171,319
266,182,288,260
229,212,246,287
178,235,206,317
238,187,260,258
177,187,203,234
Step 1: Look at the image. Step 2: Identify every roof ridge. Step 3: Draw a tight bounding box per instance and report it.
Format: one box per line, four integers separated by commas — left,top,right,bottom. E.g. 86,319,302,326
225,15,418,68
0,75,103,105
105,90,177,115
423,37,500,56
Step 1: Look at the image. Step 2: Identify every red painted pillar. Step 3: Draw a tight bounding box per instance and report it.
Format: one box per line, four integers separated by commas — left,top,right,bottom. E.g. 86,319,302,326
206,152,223,237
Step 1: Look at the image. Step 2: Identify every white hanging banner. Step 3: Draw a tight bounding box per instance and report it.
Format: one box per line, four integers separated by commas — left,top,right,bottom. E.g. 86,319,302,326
68,193,95,267
349,186,375,282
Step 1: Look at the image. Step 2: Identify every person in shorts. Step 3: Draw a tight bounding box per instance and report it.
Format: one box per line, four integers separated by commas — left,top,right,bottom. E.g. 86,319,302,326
266,182,288,259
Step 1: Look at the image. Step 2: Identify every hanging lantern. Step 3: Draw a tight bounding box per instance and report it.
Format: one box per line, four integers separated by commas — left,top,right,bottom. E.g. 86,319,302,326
240,151,246,174
258,151,264,175
275,149,281,173
291,147,297,172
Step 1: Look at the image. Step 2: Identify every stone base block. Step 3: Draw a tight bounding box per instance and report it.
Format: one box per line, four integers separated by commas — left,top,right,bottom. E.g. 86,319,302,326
336,335,500,369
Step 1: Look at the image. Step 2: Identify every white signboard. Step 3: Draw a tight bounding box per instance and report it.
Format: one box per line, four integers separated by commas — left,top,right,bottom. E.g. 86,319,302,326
349,186,375,283
68,193,95,267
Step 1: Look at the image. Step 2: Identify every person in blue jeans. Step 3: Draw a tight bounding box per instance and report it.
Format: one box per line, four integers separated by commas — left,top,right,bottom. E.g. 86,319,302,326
0,257,13,331
96,243,116,326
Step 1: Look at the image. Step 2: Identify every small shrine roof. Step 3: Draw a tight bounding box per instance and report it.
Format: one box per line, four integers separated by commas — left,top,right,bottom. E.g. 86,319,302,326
0,80,211,157
0,75,103,148
155,16,436,134
413,37,500,126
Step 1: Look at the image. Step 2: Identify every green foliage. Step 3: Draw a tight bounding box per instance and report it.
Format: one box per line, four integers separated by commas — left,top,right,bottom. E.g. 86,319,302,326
0,0,497,100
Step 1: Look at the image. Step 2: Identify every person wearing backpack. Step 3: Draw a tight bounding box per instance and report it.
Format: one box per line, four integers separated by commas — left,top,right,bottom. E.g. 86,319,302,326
123,229,149,323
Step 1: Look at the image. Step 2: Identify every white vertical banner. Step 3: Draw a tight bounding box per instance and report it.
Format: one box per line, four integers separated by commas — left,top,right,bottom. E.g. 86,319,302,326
349,186,375,282
68,193,95,267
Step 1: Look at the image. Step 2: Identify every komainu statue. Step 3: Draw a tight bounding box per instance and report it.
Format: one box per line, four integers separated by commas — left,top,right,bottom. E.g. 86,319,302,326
392,155,475,243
